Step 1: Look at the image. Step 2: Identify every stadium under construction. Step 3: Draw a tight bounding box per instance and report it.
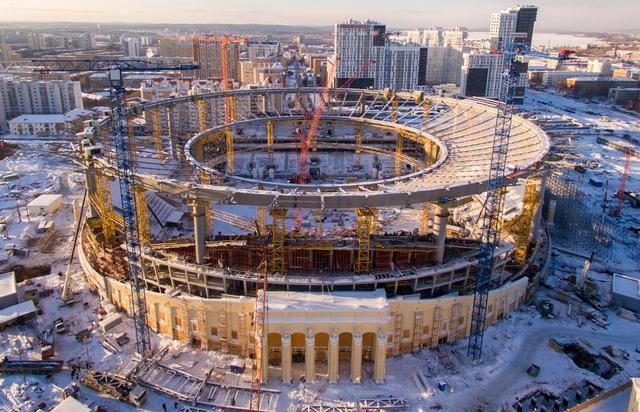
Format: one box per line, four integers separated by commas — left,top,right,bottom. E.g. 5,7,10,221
78,87,550,384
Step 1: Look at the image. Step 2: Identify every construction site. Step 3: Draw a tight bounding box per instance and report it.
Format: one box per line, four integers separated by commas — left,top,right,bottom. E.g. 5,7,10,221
1,51,639,412
69,80,549,395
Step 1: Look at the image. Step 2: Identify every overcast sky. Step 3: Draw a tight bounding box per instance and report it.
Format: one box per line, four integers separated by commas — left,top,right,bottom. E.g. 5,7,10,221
0,0,638,31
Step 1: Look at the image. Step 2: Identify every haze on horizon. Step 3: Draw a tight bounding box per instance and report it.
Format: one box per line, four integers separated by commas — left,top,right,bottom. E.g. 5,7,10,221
0,0,638,32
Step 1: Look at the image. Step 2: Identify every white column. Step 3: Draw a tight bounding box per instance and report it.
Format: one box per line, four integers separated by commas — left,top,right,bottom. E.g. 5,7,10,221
281,330,292,384
374,329,387,384
305,328,315,382
192,202,207,265
351,332,363,384
433,205,449,265
328,329,339,384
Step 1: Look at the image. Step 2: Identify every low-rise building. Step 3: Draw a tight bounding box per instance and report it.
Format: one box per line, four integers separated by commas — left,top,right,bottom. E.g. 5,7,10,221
609,87,640,112
0,272,18,310
27,194,63,216
565,77,639,98
612,273,640,313
9,114,69,136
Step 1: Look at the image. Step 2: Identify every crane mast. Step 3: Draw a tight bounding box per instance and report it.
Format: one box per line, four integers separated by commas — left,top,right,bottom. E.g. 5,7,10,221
33,59,198,356
467,45,574,361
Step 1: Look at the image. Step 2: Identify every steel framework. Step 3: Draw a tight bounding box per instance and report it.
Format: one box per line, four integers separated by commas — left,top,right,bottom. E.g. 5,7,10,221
355,208,374,273
270,208,287,273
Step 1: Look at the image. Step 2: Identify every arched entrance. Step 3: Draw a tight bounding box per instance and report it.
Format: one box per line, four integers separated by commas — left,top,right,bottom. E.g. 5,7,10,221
267,333,282,382
291,332,306,381
362,332,376,381
338,332,352,381
315,332,329,379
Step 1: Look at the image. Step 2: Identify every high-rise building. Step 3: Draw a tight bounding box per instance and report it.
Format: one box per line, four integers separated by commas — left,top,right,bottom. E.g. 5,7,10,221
0,77,83,132
370,44,422,90
423,46,464,86
489,5,538,50
335,19,424,90
460,5,537,103
159,36,194,58
192,35,241,81
407,27,467,48
247,41,280,60
334,20,386,88
121,37,141,57
460,52,504,99
79,32,94,50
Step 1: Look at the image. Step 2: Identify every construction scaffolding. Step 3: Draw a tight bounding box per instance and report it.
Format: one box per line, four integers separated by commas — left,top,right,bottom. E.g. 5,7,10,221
545,170,614,259
355,208,374,273
134,187,151,246
270,208,287,274
197,99,207,133
150,107,162,157
95,173,116,245
513,179,541,264
395,133,403,176
225,128,234,175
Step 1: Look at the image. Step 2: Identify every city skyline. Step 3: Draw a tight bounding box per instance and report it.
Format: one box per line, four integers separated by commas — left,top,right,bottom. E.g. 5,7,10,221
0,0,638,32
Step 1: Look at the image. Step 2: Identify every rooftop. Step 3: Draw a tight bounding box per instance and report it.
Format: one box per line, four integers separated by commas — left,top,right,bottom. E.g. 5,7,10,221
0,300,36,325
267,289,388,312
0,272,16,300
50,396,91,412
613,273,640,300
27,194,63,208
9,114,69,124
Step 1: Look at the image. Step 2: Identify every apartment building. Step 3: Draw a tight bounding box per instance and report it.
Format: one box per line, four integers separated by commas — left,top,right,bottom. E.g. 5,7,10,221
0,77,83,132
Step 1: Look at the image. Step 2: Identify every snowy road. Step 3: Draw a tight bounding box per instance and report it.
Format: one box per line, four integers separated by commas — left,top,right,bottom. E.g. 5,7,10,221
451,325,638,411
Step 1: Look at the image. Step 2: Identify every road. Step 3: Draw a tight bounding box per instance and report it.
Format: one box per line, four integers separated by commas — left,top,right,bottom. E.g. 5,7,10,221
450,324,639,411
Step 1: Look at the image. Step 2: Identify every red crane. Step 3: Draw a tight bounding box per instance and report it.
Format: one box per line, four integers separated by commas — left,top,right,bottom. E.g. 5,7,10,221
614,150,632,217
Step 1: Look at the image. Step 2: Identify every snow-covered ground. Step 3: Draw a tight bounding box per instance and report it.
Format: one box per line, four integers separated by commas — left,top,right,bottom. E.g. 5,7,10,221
1,90,639,411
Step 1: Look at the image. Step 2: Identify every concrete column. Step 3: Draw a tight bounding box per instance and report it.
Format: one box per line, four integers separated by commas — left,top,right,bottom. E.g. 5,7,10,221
351,332,363,384
374,329,387,384
305,329,315,382
192,202,207,265
433,205,449,265
281,330,292,384
328,329,339,384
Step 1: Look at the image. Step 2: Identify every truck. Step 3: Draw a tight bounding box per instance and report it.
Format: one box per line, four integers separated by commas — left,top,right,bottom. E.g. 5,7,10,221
81,370,146,407
53,318,67,334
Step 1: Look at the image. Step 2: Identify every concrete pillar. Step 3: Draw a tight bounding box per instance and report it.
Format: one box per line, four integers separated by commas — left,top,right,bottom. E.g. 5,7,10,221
281,330,292,384
433,205,449,265
351,332,363,384
374,329,387,384
305,329,315,382
192,202,207,265
328,329,339,384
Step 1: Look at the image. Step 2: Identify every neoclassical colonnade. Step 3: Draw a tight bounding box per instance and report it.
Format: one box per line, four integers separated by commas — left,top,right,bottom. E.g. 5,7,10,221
263,290,390,384
264,328,386,384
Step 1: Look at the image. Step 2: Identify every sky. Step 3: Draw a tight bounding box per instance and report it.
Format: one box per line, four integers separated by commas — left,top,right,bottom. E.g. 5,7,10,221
0,0,638,32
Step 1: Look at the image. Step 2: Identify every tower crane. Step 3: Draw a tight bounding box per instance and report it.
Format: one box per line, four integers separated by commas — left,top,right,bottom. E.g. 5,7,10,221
467,45,573,362
33,59,198,357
